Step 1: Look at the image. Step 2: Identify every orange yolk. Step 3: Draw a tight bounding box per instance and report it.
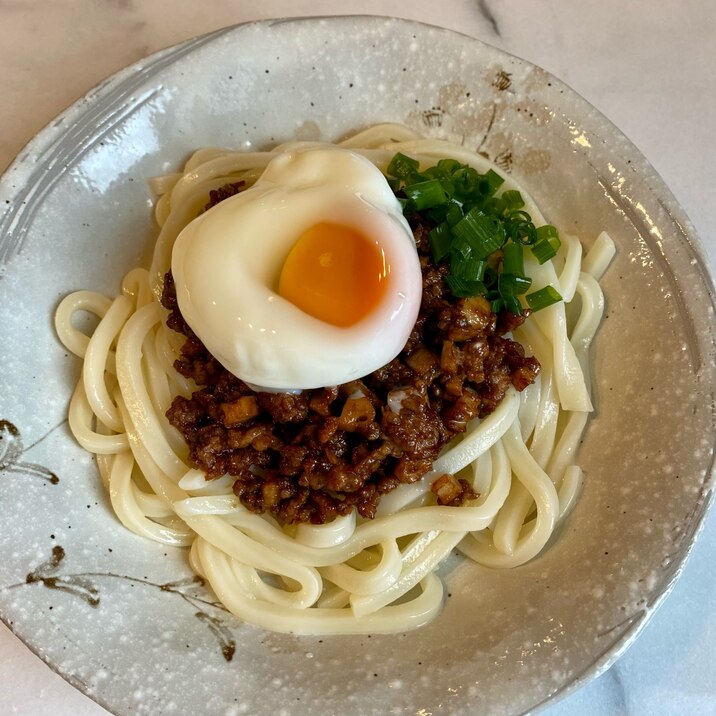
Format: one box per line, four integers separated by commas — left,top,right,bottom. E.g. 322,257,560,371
278,222,388,327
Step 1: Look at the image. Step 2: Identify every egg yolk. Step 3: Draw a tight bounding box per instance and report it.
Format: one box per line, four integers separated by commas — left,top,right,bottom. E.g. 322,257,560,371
278,222,388,327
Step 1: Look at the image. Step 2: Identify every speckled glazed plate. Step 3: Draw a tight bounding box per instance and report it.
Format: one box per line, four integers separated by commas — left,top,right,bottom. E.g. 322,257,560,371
0,16,714,716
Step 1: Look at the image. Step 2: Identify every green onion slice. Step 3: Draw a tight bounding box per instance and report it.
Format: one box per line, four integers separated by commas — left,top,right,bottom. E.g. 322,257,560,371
445,275,486,298
502,294,523,315
446,202,464,227
525,285,563,311
403,179,448,211
535,224,559,241
531,226,561,264
452,209,506,259
429,223,451,263
386,152,420,179
498,272,532,296
436,158,461,174
502,241,524,276
501,190,525,212
453,257,487,282
507,217,538,246
479,169,505,198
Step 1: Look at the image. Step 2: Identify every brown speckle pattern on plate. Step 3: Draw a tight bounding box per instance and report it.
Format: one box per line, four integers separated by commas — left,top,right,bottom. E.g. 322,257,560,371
0,16,714,716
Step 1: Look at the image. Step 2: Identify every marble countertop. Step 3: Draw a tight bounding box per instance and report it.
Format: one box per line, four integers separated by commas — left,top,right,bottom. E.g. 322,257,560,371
1,1,714,714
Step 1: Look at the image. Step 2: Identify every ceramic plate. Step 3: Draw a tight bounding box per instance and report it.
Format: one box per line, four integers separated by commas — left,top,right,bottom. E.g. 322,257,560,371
0,16,714,716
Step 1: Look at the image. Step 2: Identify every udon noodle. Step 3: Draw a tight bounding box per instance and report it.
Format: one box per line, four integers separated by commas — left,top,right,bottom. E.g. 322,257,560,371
55,124,614,634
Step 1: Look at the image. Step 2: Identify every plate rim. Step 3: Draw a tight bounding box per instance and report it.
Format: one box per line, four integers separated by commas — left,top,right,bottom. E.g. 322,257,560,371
1,14,715,715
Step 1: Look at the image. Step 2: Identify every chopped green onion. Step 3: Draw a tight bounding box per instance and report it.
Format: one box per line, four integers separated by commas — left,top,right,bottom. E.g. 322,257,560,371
445,275,486,298
386,152,419,179
535,224,559,241
450,234,473,260
452,209,506,259
478,169,505,198
429,223,452,263
502,241,524,276
384,150,560,319
437,158,461,174
531,235,561,264
482,266,498,286
452,257,486,282
502,294,523,315
453,166,480,196
511,210,533,223
437,176,456,197
446,202,463,227
530,225,561,263
505,211,537,245
499,272,532,296
424,205,449,225
386,176,401,193
501,190,525,212
403,179,448,210
481,197,501,215
422,165,443,180
526,285,563,311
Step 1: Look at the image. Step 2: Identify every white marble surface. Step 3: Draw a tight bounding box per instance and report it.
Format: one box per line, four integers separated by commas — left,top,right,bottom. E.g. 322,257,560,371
1,1,714,714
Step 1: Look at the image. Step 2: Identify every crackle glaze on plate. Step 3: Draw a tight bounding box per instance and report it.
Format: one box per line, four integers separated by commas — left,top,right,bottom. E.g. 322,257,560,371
0,16,714,716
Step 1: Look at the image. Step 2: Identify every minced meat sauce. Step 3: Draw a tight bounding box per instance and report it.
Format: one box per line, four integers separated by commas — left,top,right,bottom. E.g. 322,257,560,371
162,186,540,525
